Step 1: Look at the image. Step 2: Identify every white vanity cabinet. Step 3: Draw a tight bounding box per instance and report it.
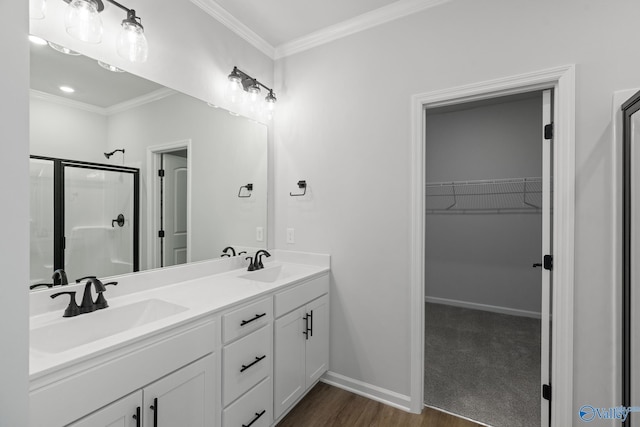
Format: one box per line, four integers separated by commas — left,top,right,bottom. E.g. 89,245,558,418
273,274,329,420
221,297,273,427
69,354,214,427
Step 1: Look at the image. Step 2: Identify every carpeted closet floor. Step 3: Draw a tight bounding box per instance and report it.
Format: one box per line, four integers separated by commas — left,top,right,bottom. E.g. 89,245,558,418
424,303,541,427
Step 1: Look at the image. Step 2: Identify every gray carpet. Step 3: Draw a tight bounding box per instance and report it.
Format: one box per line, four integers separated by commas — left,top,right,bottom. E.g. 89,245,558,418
424,303,541,427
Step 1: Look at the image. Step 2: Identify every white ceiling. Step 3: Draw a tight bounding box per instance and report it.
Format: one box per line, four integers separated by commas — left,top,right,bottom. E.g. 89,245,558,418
211,0,399,47
193,0,451,58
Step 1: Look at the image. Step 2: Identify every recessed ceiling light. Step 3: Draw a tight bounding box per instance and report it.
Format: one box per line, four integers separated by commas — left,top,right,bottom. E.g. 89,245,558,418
28,35,48,46
48,42,81,56
97,60,124,73
59,86,75,93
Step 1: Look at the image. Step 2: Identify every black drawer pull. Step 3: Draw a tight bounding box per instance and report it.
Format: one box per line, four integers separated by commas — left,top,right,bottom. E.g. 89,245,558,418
240,355,267,373
242,409,266,427
240,313,266,326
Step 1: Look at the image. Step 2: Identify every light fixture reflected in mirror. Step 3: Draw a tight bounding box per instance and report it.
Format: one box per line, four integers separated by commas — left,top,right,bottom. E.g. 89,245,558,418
98,60,124,73
60,0,148,62
48,41,81,56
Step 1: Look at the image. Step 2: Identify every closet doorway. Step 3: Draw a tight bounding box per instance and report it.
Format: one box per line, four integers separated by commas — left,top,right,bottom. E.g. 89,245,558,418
424,90,552,427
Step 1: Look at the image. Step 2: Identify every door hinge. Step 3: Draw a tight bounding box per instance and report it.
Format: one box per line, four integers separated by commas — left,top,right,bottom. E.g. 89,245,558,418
158,230,165,238
542,384,551,401
544,254,553,271
158,169,165,177
544,123,553,140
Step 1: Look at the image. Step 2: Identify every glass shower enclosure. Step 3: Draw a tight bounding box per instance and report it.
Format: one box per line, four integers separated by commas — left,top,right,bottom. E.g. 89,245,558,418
30,156,139,286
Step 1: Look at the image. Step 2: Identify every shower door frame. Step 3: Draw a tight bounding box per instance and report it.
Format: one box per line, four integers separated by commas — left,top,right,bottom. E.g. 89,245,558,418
30,155,140,277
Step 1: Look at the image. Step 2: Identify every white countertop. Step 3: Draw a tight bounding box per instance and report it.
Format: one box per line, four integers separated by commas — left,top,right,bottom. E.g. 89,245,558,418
29,251,330,382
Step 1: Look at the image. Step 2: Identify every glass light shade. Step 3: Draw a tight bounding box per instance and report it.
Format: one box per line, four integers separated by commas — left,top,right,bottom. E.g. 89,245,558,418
64,0,103,44
29,0,46,20
227,74,243,104
247,85,260,103
265,97,276,112
116,21,148,63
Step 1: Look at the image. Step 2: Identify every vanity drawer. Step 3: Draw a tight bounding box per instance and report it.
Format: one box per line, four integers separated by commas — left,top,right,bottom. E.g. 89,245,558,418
223,297,272,343
275,274,329,317
223,324,272,407
223,377,272,427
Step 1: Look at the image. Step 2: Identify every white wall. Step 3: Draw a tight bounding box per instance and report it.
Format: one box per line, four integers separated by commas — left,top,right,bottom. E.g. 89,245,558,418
274,0,637,417
0,1,29,425
425,95,542,315
30,96,108,163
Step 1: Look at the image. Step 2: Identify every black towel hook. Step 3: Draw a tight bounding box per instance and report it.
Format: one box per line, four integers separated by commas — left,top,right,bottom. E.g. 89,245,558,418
238,183,253,198
290,180,307,197
112,213,125,227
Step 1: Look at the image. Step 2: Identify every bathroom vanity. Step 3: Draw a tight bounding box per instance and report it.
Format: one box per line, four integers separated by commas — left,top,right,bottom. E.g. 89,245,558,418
28,251,330,427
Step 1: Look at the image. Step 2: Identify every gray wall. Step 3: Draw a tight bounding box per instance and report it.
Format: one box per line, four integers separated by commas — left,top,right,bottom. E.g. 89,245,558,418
273,0,636,418
1,1,29,425
425,94,542,315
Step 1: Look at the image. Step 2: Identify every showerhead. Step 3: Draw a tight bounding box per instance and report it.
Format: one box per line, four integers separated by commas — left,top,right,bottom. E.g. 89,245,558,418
104,148,125,159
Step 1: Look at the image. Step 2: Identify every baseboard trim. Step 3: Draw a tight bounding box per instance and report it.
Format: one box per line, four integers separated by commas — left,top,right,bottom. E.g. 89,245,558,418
321,371,412,412
425,296,541,319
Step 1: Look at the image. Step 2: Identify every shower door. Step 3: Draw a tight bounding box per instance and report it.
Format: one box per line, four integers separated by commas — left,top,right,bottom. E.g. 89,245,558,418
63,162,139,280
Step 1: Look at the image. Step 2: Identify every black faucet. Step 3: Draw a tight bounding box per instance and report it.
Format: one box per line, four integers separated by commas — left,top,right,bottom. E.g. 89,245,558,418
50,291,80,317
221,246,236,257
253,250,271,270
76,276,106,314
245,256,256,271
94,282,118,310
52,269,68,286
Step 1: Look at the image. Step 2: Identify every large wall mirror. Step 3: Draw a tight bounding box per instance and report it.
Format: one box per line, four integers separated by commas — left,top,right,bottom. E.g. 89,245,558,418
622,90,640,427
29,39,268,289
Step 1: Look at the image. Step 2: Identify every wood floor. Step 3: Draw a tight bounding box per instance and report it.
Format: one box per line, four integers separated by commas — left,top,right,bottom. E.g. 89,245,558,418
277,382,484,427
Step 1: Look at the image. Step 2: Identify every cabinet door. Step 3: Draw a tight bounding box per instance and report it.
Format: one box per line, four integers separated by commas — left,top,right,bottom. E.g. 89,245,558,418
143,354,215,427
305,294,329,388
273,307,306,420
68,391,142,427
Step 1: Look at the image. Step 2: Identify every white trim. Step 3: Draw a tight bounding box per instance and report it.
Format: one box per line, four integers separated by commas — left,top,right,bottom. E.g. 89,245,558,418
425,296,542,319
106,88,176,116
146,140,193,270
30,89,107,115
190,0,275,59
410,65,575,425
275,0,450,59
321,371,411,412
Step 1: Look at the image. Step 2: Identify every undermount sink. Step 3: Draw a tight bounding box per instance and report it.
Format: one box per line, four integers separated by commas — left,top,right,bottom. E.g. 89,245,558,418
239,263,310,283
31,298,188,354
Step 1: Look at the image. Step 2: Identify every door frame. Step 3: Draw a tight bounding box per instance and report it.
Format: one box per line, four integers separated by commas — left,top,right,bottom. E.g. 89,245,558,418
146,140,192,269
409,65,575,426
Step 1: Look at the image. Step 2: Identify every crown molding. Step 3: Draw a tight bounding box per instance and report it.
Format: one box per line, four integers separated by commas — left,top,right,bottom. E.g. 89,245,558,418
190,0,276,59
30,89,108,115
106,88,176,115
274,0,451,59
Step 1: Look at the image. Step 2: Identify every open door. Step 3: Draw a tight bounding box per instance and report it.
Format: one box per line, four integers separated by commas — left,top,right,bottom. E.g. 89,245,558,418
540,88,554,427
160,152,188,267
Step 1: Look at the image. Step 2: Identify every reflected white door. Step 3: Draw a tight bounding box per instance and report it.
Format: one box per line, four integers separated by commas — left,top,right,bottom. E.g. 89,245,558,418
162,153,188,267
540,89,553,427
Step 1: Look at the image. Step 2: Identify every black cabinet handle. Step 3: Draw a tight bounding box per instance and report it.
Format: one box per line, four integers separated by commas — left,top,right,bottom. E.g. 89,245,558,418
303,311,313,339
309,310,314,338
240,355,267,373
240,313,266,326
132,406,141,427
242,409,266,427
150,397,158,427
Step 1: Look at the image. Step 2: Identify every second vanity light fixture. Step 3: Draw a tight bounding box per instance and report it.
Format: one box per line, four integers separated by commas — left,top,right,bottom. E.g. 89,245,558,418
227,66,277,117
62,0,149,63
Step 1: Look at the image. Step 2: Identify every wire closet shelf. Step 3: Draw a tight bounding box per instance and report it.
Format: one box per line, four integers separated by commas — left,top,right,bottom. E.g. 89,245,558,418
425,177,543,214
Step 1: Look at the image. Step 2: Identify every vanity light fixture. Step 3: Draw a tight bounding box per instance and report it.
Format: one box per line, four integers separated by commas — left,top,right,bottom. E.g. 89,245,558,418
227,66,277,117
61,0,149,62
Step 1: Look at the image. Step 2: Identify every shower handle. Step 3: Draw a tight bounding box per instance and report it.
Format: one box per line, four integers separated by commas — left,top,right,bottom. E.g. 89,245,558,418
112,214,125,227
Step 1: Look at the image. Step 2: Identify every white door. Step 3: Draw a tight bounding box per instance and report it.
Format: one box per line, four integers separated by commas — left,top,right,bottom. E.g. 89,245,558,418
540,89,553,427
305,295,329,388
162,153,188,267
143,355,214,427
